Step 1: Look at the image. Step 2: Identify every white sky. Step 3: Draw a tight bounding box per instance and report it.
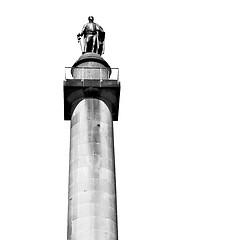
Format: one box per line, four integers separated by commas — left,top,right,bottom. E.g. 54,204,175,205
0,0,240,239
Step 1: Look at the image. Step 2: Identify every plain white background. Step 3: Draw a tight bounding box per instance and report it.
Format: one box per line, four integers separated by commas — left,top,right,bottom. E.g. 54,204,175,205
0,0,240,239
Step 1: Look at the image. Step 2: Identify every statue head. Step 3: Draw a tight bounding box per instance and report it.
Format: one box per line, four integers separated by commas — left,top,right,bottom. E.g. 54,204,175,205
88,16,94,22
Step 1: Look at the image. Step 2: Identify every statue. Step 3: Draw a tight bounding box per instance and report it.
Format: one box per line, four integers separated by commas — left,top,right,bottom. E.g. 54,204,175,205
77,16,105,55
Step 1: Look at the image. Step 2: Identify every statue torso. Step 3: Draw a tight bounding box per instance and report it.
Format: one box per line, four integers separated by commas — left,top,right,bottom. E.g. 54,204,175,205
85,23,97,33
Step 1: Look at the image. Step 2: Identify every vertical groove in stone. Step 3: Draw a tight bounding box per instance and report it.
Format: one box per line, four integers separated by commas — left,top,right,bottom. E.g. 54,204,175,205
67,98,117,240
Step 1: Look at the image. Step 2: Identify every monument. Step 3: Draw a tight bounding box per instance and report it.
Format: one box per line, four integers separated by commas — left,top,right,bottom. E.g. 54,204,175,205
64,17,120,240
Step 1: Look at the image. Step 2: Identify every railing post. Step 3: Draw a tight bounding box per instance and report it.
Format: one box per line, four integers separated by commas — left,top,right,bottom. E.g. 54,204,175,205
100,68,102,87
81,67,84,86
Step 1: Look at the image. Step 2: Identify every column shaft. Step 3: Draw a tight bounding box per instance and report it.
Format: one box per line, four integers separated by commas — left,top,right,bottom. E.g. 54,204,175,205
67,98,117,240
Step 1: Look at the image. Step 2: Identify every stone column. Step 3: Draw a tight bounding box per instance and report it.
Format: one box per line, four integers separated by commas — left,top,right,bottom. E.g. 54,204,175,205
67,98,117,240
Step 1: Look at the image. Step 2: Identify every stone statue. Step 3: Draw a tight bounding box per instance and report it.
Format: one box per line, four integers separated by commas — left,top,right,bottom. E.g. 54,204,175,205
77,16,105,55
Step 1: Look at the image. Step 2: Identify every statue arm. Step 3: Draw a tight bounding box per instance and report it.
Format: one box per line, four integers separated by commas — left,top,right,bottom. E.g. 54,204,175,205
79,24,87,37
96,24,104,32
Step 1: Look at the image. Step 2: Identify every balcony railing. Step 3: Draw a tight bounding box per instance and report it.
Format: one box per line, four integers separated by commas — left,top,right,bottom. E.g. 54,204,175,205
65,67,119,82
